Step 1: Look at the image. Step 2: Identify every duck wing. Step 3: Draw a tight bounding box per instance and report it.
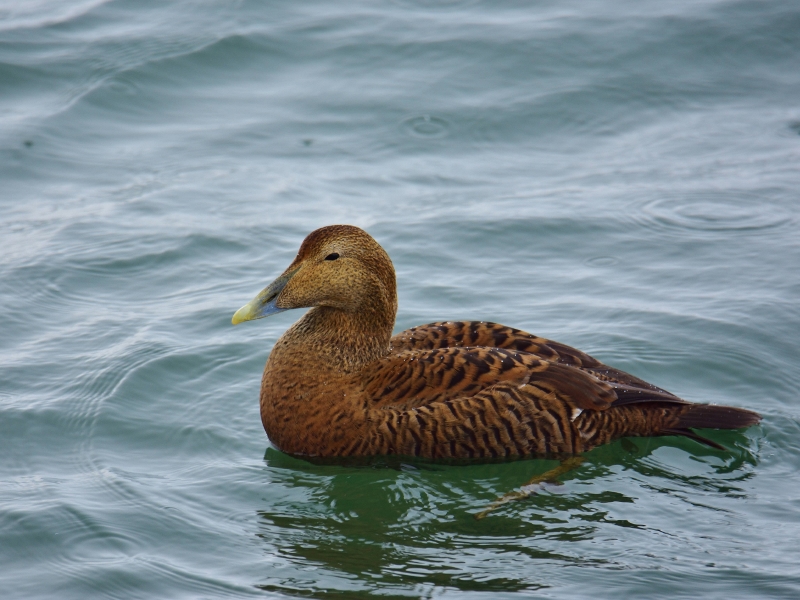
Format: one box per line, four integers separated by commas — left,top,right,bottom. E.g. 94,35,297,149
362,346,620,411
360,352,751,459
357,344,756,458
362,377,757,458
391,320,675,396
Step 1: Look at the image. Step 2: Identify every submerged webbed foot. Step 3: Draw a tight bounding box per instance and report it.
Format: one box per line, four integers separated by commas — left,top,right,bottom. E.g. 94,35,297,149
475,456,585,519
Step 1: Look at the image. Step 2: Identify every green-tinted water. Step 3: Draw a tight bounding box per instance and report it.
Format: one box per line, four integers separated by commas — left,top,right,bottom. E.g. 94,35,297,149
2,1,799,598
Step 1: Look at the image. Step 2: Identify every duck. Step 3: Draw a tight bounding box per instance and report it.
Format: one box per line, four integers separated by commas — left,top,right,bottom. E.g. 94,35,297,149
232,224,760,459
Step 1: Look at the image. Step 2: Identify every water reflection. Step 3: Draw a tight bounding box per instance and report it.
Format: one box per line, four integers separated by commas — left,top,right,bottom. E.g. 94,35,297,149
253,432,758,597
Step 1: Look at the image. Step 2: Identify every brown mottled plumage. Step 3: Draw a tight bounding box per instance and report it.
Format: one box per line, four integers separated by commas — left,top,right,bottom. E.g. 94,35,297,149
232,225,761,459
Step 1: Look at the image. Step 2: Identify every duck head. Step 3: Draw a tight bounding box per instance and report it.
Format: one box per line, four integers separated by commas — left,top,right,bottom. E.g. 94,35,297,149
232,225,398,325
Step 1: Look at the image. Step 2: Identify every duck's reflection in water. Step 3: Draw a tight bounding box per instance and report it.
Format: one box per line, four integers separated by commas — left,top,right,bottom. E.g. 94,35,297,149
253,433,758,598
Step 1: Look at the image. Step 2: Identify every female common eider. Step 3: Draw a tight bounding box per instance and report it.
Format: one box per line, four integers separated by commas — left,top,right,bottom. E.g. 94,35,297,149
232,225,760,459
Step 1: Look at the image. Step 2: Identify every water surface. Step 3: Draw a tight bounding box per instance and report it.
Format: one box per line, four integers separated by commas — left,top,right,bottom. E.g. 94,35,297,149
2,0,800,598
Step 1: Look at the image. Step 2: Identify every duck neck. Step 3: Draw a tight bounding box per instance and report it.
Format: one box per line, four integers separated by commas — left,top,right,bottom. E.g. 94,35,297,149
279,303,396,372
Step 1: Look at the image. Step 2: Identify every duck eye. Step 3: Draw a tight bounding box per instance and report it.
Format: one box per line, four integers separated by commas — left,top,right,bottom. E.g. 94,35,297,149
324,253,340,261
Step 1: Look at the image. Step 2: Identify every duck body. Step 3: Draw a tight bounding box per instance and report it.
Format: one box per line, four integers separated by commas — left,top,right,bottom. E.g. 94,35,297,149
234,225,760,459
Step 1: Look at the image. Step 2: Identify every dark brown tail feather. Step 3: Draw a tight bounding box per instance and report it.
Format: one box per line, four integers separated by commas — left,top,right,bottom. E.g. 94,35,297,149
659,404,761,450
676,404,762,430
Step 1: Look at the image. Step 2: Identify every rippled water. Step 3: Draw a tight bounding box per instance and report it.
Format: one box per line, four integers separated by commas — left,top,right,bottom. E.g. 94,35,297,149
2,1,800,598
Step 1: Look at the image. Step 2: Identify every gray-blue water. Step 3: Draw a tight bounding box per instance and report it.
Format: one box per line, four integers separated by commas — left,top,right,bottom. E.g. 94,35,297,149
2,1,799,598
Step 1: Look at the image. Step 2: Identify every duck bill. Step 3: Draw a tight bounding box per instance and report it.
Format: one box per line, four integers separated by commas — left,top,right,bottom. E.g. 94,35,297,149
231,270,295,325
